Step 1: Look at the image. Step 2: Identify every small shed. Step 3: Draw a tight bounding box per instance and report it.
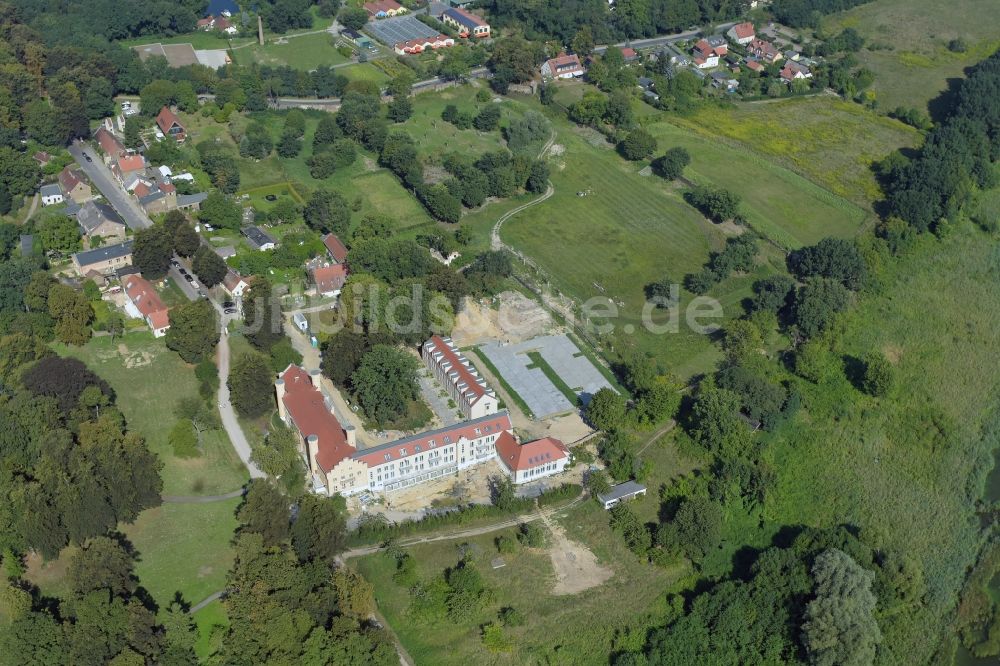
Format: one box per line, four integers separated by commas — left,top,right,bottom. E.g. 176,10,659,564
596,481,647,510
292,312,308,333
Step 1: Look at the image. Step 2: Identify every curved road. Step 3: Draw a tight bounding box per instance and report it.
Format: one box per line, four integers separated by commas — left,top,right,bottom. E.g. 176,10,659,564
217,330,267,479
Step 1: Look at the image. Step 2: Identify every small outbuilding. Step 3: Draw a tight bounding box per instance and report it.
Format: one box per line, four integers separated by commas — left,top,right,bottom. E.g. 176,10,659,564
596,481,647,510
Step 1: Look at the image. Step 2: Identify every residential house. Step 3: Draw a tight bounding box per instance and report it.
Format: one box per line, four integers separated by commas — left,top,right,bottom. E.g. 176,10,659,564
692,37,727,69
138,183,178,215
277,365,536,495
311,264,348,298
596,481,647,510
197,15,238,34
58,166,93,203
441,7,490,38
156,107,186,142
177,192,208,211
123,275,170,337
76,201,127,243
215,245,237,260
541,53,585,79
620,46,639,62
710,70,740,92
747,38,782,64
40,184,64,206
726,22,756,45
495,433,570,484
223,270,250,299
94,127,126,163
745,59,765,73
243,226,276,251
33,151,52,167
422,335,499,420
363,0,406,18
113,154,146,186
72,240,133,276
321,233,349,263
780,60,813,83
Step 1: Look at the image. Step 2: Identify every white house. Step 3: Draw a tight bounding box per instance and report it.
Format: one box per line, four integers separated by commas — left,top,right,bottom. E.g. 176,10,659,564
495,432,570,484
223,270,250,299
40,184,64,206
276,365,533,496
422,335,499,420
541,53,585,79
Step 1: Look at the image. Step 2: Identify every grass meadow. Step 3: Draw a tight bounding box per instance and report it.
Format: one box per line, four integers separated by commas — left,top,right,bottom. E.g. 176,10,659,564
824,0,1000,111
356,500,691,665
765,222,1000,660
668,97,919,205
55,332,249,496
230,31,351,70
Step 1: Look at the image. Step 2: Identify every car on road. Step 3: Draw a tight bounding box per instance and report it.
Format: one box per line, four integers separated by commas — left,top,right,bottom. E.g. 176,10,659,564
179,268,188,275
84,153,92,162
170,259,179,267
190,279,199,288
222,301,235,308
224,308,238,314
183,274,193,281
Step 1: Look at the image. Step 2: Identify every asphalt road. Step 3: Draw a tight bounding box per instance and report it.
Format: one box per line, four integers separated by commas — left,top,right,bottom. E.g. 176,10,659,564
593,21,740,53
69,140,262,479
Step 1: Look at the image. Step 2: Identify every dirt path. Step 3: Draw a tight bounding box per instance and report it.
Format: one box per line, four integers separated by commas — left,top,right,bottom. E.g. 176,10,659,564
536,506,613,595
637,419,677,455
340,494,587,560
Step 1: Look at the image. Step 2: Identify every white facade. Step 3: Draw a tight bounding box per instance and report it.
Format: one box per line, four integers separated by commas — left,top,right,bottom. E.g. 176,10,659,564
423,335,499,420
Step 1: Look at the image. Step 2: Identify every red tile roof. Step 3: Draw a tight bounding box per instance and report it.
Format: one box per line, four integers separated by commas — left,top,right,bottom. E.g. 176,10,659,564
545,53,583,72
133,182,151,198
280,365,353,473
312,264,347,294
495,433,569,473
34,151,51,165
58,166,84,192
156,106,184,135
353,412,512,467
160,182,176,194
424,335,490,404
731,22,755,39
117,154,145,174
364,0,402,14
746,59,764,72
95,127,125,157
223,270,246,292
322,233,349,263
620,47,637,59
197,17,213,27
124,276,169,330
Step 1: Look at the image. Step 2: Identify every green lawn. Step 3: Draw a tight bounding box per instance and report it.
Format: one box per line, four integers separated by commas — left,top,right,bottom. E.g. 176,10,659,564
356,501,691,665
500,118,751,378
645,120,869,248
230,31,350,70
193,601,229,661
824,0,1000,111
55,332,249,496
122,33,253,50
669,96,920,206
122,499,240,609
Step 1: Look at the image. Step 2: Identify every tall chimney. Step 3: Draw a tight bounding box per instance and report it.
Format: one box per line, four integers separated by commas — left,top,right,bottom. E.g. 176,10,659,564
306,434,319,472
274,378,286,420
258,15,264,46
345,425,357,448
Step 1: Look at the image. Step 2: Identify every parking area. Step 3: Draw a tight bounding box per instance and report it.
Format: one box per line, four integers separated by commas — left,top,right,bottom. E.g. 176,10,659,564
367,15,440,46
478,335,616,419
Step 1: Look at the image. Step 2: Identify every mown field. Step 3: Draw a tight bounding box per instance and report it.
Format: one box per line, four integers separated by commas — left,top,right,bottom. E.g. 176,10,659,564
669,97,919,205
230,31,351,70
825,0,1000,111
765,222,1000,660
55,332,249,496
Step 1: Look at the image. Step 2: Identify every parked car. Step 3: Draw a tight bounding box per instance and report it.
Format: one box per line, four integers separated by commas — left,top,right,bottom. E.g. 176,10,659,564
183,274,193,282
222,301,235,308
84,153,92,162
190,279,199,288
224,308,237,314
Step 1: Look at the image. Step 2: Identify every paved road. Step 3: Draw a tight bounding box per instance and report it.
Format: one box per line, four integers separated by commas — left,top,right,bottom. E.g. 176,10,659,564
217,330,267,479
188,590,225,614
593,21,739,54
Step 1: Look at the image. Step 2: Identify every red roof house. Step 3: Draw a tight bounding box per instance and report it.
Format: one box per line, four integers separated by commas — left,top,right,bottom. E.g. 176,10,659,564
124,275,170,337
727,22,756,45
620,47,639,61
311,264,348,297
95,127,125,158
495,432,570,484
747,38,782,64
277,365,355,475
156,107,186,142
541,53,585,79
321,233,349,263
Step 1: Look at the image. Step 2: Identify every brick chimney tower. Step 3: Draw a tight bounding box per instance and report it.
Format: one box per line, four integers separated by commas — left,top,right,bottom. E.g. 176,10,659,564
257,15,264,46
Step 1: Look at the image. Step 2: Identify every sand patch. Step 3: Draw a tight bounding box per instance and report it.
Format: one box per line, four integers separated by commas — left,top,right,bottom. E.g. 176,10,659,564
451,291,554,347
538,509,613,595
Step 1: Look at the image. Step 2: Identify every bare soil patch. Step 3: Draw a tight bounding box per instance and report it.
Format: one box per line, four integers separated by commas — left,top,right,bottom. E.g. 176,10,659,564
538,508,613,595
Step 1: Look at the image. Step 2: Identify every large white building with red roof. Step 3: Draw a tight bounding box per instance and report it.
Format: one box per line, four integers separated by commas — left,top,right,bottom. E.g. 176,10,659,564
276,364,568,496
422,335,498,420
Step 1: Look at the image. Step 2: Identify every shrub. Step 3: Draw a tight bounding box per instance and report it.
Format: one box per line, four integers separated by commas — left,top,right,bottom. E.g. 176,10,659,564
516,522,545,548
